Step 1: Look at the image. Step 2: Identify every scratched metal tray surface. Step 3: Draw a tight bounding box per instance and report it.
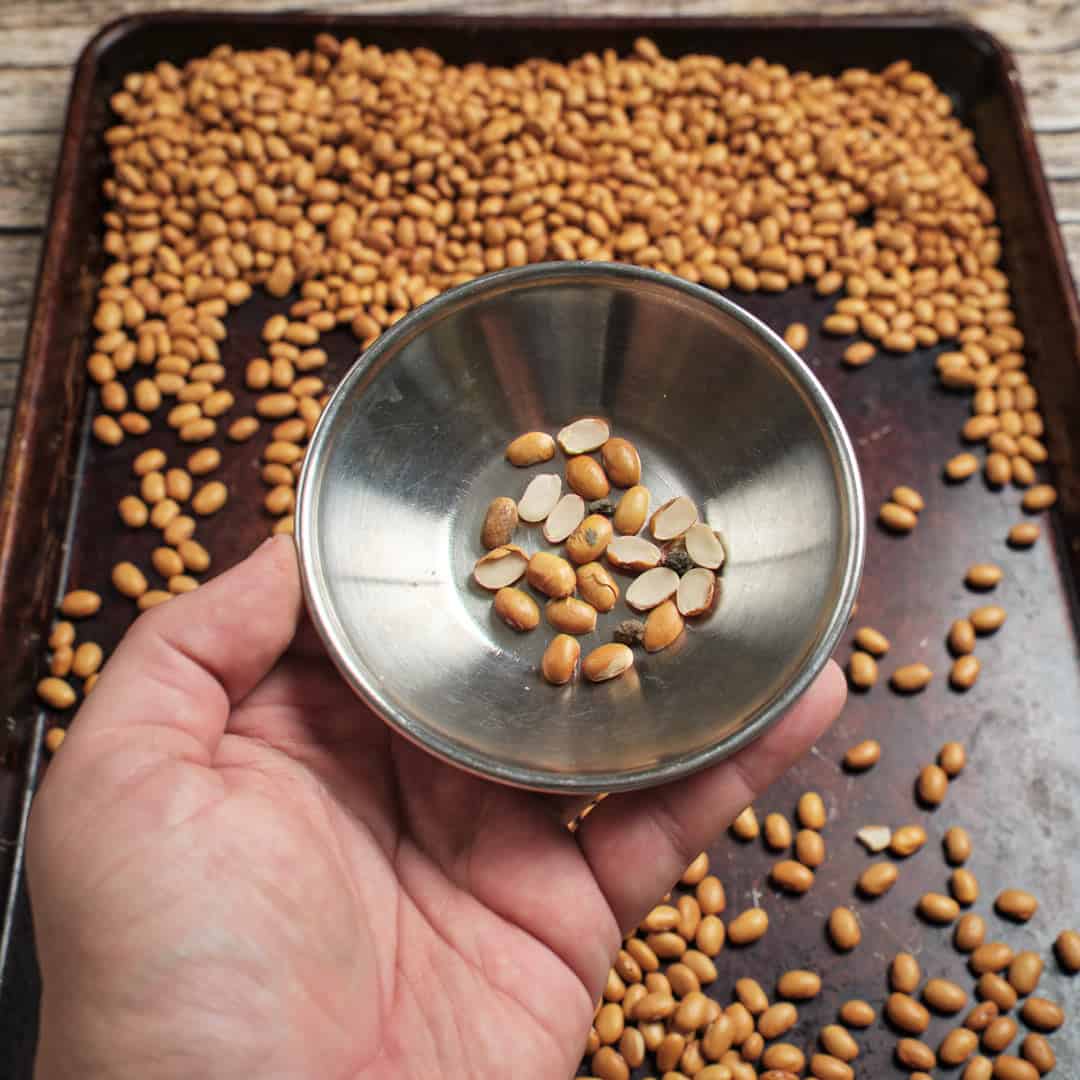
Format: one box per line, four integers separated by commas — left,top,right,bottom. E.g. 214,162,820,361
0,14,1077,1076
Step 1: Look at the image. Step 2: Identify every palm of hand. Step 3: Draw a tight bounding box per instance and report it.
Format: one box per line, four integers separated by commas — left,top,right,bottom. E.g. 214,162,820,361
28,537,842,1080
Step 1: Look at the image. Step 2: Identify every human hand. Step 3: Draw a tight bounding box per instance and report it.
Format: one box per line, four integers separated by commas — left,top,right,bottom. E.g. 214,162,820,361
28,536,844,1080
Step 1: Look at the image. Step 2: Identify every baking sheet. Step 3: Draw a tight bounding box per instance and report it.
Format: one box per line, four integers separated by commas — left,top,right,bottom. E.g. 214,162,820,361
0,15,1077,1074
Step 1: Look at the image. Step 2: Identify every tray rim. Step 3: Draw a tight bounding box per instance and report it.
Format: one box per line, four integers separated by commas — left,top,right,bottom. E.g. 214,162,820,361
2,7,1079,1016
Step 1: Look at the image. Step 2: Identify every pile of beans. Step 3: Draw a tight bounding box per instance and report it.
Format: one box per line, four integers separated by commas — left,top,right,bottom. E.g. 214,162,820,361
474,418,725,686
582,737,1076,1080
27,31,1073,1075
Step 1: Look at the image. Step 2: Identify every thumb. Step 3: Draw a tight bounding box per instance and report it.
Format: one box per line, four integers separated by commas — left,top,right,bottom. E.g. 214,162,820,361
50,534,303,773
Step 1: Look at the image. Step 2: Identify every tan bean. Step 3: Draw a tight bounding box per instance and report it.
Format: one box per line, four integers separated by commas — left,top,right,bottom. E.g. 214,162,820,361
727,908,768,946
917,763,949,805
582,643,633,683
505,431,555,467
978,973,1018,1012
643,928,686,963
820,1025,858,1062
843,739,880,770
795,790,826,831
758,1002,797,1040
696,876,725,916
60,589,101,618
92,414,124,446
1054,928,1080,972
48,622,75,650
891,485,924,513
164,468,192,502
163,515,195,546
853,626,890,655
735,977,769,1015
839,1000,875,1028
682,948,717,985
771,860,814,894
50,646,73,677
1020,997,1064,1032
777,969,821,1000
896,1038,936,1069
575,562,619,612
680,852,710,886
1008,522,1040,547
964,1055,995,1080
924,978,968,1014
1021,1033,1056,1073
44,726,66,752
946,452,980,480
37,677,76,710
118,494,149,527
939,1026,979,1065
879,501,917,532
971,604,1007,632
695,915,724,957
890,824,928,856
676,896,701,943
949,618,977,655
828,907,861,951
481,497,518,550
601,438,641,488
634,990,676,1021
192,480,228,516
494,587,540,632
71,642,103,679
1021,484,1057,512
151,498,180,528
618,1026,644,1069
972,942,1015,974
731,805,760,840
809,1052,854,1080
983,1015,1018,1052
783,322,809,350
761,1042,805,1072
613,484,650,535
1007,952,1043,996
966,562,1003,589
590,1045,629,1080
177,539,210,574
795,828,825,868
111,561,148,599
843,341,875,367
139,469,167,505
526,552,576,598
965,1000,1000,1032
937,742,966,778
566,456,610,501
859,862,899,897
724,1000,754,1042
763,812,792,850
995,889,1038,922
945,826,973,864
891,954,922,994
993,1055,1040,1080
228,416,260,442
951,868,980,906
892,663,933,693
187,447,221,475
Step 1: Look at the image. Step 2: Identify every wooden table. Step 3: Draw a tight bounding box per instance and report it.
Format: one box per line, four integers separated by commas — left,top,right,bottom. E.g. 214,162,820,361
0,0,1079,455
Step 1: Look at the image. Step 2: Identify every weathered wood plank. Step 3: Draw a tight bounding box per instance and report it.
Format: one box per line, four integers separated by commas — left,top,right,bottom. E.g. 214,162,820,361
0,68,71,135
1049,177,1080,224
0,134,57,229
1035,129,1080,181
1,0,1078,68
1063,223,1080,287
1015,50,1080,133
0,362,18,460
0,234,41,360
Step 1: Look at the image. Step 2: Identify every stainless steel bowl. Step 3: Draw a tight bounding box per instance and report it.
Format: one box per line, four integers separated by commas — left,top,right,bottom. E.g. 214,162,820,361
296,263,864,793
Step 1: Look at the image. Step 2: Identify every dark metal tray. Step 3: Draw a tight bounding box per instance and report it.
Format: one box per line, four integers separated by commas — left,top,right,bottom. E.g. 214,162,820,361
0,14,1077,1075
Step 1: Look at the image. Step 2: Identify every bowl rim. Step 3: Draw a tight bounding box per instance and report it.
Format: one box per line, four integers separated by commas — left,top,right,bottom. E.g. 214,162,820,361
296,261,865,793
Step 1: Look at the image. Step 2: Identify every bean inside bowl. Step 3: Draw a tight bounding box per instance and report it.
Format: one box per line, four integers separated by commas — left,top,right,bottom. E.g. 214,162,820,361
297,262,863,792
